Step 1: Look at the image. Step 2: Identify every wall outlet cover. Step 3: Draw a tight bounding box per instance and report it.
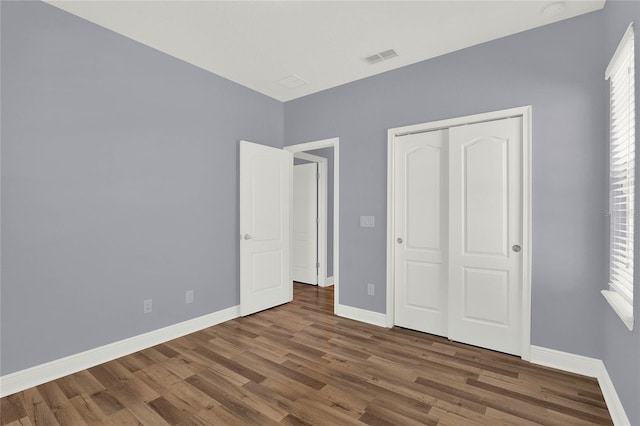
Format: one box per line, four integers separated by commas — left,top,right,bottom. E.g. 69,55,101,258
360,216,375,228
367,283,375,296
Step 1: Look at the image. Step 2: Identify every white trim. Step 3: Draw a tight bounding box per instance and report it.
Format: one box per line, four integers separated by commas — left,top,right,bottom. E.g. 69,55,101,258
530,345,602,377
601,290,634,331
317,160,328,287
386,131,395,328
530,346,631,426
285,138,339,311
0,305,240,398
293,152,329,287
293,151,324,164
322,276,334,287
386,106,533,359
388,105,533,137
598,363,632,426
335,303,388,328
521,106,533,361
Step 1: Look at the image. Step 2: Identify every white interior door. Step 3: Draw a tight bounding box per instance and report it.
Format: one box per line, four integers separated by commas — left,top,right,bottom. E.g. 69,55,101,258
293,163,318,284
240,140,292,316
448,117,523,355
394,130,448,337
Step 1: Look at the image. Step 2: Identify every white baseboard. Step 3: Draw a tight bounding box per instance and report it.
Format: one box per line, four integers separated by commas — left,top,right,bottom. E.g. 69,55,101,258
335,303,388,328
529,345,602,377
0,305,240,398
320,276,334,287
530,345,630,426
0,310,630,426
597,363,632,426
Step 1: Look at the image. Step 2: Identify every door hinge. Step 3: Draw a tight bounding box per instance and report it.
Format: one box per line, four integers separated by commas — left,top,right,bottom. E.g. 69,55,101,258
316,262,320,270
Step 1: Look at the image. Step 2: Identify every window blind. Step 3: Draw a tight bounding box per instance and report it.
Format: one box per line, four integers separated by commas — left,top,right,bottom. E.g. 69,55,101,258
607,23,635,307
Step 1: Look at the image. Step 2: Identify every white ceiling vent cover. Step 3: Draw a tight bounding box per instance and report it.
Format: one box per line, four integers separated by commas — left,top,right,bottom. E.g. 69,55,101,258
278,74,308,89
364,54,384,64
379,49,398,60
363,49,398,65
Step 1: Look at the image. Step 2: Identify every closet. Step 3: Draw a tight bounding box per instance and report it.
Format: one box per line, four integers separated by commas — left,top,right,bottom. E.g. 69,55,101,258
390,113,526,356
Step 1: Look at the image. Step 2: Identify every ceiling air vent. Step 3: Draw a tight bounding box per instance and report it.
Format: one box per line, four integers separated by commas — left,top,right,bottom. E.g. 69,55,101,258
379,49,398,60
364,54,384,65
277,74,308,89
363,49,398,65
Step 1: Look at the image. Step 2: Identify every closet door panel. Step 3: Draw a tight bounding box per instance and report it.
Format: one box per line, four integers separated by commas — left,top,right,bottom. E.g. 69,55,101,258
394,130,448,336
448,117,523,356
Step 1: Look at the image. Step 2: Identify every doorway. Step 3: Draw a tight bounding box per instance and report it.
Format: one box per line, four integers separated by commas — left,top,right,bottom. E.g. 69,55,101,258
386,107,531,359
292,152,329,286
286,138,340,312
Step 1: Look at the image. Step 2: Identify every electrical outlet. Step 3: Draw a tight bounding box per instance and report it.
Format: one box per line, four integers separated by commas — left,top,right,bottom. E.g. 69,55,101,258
360,216,375,228
367,283,375,296
186,290,194,304
143,299,152,314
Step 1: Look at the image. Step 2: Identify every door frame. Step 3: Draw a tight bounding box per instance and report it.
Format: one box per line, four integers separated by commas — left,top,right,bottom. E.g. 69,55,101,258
386,106,532,360
293,152,329,286
285,138,340,312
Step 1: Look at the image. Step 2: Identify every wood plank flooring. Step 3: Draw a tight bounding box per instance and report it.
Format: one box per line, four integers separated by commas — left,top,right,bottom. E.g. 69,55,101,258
1,284,612,425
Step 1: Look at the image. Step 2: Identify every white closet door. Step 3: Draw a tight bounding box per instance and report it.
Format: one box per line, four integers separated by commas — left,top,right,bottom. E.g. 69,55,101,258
448,117,523,355
292,163,318,284
394,130,448,337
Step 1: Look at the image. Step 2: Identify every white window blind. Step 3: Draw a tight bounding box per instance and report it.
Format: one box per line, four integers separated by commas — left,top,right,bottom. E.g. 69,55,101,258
606,22,635,321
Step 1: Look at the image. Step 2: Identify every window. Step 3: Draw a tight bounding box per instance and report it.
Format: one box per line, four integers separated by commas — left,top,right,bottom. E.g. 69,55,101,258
603,22,635,331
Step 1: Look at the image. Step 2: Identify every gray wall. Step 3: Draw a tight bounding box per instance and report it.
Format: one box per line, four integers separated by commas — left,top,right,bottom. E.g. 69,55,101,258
602,2,640,424
285,11,609,359
0,1,283,375
2,1,637,420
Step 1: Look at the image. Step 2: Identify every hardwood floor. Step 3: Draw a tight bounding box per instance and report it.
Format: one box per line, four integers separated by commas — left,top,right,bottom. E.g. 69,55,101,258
1,283,612,425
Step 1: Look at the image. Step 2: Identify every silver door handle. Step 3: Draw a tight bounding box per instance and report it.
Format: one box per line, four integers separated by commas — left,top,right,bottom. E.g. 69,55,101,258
397,238,403,244
512,244,521,252
243,234,252,240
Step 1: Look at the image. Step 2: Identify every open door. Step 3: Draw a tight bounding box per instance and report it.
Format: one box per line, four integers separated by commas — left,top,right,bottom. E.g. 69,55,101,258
240,140,292,316
293,163,319,284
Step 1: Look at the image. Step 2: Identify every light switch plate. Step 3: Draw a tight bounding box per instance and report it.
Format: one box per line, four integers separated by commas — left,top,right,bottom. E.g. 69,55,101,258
360,215,375,228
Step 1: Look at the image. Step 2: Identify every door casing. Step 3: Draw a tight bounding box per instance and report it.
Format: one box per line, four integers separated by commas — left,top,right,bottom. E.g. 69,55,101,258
386,106,532,360
285,138,340,311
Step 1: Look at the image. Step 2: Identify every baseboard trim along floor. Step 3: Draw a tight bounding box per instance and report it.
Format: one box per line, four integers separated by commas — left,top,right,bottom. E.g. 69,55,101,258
530,345,630,426
1,303,630,425
335,303,388,328
0,305,240,398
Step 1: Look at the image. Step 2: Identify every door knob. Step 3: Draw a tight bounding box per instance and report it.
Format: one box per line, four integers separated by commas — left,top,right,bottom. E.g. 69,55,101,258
243,234,252,240
397,238,403,244
512,244,521,252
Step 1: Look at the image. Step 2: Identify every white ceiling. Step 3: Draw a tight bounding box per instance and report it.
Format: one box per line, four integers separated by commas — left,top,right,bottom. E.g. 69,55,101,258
46,1,605,102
